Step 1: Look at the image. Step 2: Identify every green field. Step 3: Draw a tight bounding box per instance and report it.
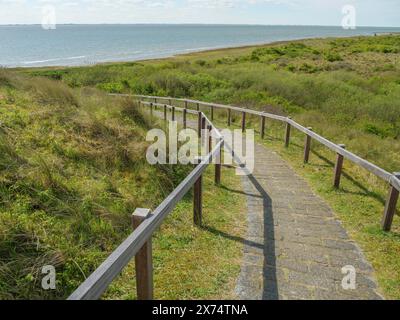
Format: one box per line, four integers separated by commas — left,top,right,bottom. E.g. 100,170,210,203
2,34,400,299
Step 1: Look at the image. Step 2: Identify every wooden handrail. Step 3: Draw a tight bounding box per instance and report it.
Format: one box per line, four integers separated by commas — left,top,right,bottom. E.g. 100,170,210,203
132,94,288,121
74,93,399,300
133,94,396,189
139,101,223,139
132,94,399,232
68,139,223,300
68,104,226,300
287,119,392,183
390,174,400,191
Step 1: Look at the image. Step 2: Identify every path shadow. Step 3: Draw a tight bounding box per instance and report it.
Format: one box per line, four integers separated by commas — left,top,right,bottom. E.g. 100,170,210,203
203,173,278,299
245,173,279,300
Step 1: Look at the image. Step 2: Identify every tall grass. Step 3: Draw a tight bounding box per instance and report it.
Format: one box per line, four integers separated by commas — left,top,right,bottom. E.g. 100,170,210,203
0,70,191,299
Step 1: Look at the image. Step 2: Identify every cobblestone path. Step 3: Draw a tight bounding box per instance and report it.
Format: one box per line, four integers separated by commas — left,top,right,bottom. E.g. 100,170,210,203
235,142,383,300
147,107,382,300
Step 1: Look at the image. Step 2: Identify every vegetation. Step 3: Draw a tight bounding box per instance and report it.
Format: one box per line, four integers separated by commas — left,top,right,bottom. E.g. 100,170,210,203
23,34,400,299
5,34,400,299
0,70,246,299
26,35,400,172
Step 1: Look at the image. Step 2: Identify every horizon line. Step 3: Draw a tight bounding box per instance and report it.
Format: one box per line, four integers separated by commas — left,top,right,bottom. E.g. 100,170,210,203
1,23,400,28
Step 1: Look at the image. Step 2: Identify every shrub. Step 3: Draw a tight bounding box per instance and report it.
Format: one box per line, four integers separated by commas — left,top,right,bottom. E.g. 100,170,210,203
96,82,124,93
363,123,390,138
325,52,343,62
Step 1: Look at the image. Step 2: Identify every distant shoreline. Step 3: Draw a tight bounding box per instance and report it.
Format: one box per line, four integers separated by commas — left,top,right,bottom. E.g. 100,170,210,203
4,25,400,69
1,23,400,27
12,33,399,71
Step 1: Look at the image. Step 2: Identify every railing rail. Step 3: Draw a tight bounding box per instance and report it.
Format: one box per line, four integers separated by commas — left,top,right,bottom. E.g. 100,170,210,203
68,101,228,300
132,94,400,232
287,119,392,182
69,93,399,300
131,94,288,121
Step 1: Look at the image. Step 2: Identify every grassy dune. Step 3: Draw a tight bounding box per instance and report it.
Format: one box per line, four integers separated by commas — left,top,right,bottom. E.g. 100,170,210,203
25,34,400,299
0,70,246,299
27,35,400,171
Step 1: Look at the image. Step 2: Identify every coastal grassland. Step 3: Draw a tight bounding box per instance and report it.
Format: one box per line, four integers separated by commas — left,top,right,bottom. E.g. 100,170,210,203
0,69,246,299
25,34,400,298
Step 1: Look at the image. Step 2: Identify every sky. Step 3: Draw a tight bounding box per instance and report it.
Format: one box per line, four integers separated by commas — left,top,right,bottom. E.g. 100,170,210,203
0,0,399,26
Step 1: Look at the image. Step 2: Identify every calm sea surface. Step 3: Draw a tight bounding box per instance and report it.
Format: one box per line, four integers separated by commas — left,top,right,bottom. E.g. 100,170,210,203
1,25,400,68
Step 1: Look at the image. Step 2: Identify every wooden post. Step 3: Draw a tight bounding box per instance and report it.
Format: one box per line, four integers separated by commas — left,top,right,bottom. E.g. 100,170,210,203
169,99,172,106
183,108,187,129
163,105,167,121
285,118,291,148
172,106,175,121
201,117,206,146
304,127,313,163
193,164,203,227
211,106,214,121
333,144,346,188
185,101,188,109
196,103,200,111
207,125,212,154
242,112,246,133
201,116,206,131
154,98,157,104
215,141,222,185
227,109,231,127
198,113,202,138
382,173,400,232
150,103,153,118
261,116,266,139
132,208,153,300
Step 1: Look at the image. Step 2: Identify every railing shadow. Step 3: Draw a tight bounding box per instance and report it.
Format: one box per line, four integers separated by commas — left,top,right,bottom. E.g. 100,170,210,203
201,226,264,250
245,173,279,300
203,174,279,299
280,141,387,206
311,149,387,205
219,185,264,199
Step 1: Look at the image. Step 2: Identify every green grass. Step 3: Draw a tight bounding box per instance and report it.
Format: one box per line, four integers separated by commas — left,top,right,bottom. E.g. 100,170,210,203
0,70,246,299
12,34,400,299
104,165,247,300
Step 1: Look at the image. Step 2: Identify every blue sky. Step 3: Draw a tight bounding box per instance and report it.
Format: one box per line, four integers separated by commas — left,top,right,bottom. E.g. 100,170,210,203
1,0,399,26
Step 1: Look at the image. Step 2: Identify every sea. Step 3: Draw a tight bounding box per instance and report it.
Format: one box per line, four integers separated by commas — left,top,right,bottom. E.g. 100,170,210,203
1,24,399,68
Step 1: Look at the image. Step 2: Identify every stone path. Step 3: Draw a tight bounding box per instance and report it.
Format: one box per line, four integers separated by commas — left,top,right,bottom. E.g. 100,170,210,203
147,106,383,300
235,142,383,300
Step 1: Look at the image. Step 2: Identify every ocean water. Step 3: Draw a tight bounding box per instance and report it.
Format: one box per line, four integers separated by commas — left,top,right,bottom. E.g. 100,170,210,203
1,24,400,68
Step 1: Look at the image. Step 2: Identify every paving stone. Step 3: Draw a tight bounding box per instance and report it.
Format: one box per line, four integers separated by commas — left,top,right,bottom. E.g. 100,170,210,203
235,141,382,300
164,114,383,301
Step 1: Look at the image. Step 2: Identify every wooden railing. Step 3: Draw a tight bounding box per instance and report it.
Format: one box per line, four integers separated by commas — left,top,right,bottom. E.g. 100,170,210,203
133,94,400,232
68,102,226,300
68,94,399,300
